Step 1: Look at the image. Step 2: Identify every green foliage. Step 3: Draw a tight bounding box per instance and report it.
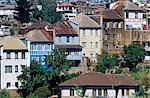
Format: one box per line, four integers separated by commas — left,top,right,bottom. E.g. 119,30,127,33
15,0,33,23
123,44,146,69
26,94,39,98
0,89,9,98
74,87,84,98
34,86,50,97
17,61,46,97
65,73,79,80
32,1,61,23
96,54,120,73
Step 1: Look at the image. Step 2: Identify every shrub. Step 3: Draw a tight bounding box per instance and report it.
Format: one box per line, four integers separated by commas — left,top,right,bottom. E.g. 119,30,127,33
34,87,50,98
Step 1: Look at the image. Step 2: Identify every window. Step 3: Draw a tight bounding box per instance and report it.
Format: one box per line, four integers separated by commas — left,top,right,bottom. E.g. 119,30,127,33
33,44,37,50
67,36,69,43
15,82,18,88
58,37,61,43
98,89,102,96
104,89,107,96
126,89,129,96
70,89,74,96
95,42,98,48
90,29,92,36
95,30,98,36
6,52,11,59
6,82,11,88
41,57,45,65
82,42,87,48
15,52,18,59
5,65,12,73
32,57,39,62
15,65,18,73
126,12,129,18
21,52,25,59
93,89,96,96
82,29,85,37
72,36,75,43
135,12,138,19
90,42,92,47
122,89,125,96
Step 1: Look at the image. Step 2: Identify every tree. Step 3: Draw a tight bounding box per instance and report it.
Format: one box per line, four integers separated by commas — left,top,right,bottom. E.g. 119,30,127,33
123,44,145,69
32,1,62,23
34,86,51,97
96,54,120,73
45,48,71,95
14,0,33,23
0,89,9,98
17,61,46,97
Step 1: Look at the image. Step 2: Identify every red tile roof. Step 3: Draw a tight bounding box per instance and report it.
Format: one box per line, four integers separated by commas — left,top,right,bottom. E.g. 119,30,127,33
103,10,123,20
41,29,53,42
59,2,74,6
55,45,82,48
59,72,139,87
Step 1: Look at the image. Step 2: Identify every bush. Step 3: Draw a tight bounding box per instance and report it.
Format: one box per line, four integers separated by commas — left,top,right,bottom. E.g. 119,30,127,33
26,94,39,98
0,89,9,98
34,87,50,98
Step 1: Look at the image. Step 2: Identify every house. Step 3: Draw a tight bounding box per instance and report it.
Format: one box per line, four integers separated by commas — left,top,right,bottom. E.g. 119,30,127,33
0,37,29,89
56,2,77,20
70,13,102,63
25,29,54,67
59,72,139,98
110,1,144,30
0,4,16,21
0,25,11,36
48,21,82,66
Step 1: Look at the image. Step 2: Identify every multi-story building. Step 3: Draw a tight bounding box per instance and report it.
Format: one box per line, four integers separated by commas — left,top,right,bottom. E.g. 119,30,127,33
25,29,54,67
70,13,102,63
56,2,77,20
50,21,82,66
110,1,144,30
0,37,29,89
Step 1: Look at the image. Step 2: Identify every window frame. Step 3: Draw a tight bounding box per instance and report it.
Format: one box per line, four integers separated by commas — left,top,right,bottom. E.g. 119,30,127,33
5,65,12,73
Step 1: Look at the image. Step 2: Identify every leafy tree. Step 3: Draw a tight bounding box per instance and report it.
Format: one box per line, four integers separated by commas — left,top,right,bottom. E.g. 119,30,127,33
45,48,71,95
14,0,33,23
96,54,120,73
17,61,46,97
32,1,61,23
123,44,145,69
65,73,80,80
34,86,50,97
0,89,9,98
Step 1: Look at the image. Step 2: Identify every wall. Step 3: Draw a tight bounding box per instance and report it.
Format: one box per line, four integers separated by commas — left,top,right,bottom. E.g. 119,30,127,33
1,50,29,89
79,28,102,62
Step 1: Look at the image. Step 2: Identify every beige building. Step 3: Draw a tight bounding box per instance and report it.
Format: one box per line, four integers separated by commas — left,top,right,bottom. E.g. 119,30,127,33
70,13,102,63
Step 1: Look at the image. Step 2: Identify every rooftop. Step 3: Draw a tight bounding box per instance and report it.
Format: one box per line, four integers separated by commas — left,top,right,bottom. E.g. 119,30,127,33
59,72,139,87
70,13,100,28
0,37,27,50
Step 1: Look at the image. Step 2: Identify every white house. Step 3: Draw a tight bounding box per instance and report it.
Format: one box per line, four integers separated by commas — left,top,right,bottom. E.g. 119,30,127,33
70,13,102,63
0,25,11,36
59,72,139,98
110,1,144,30
0,4,15,21
56,2,77,20
0,37,29,89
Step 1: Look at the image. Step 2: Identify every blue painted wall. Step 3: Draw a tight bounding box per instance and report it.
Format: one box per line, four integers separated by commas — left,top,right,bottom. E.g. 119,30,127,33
30,42,54,67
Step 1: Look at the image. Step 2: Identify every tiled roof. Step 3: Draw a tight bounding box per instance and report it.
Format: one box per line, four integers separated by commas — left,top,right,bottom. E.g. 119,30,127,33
70,13,100,28
59,2,74,6
41,29,53,42
111,1,143,11
26,29,50,42
0,4,15,10
103,10,123,20
26,22,49,30
59,72,139,87
55,45,82,48
0,37,27,50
